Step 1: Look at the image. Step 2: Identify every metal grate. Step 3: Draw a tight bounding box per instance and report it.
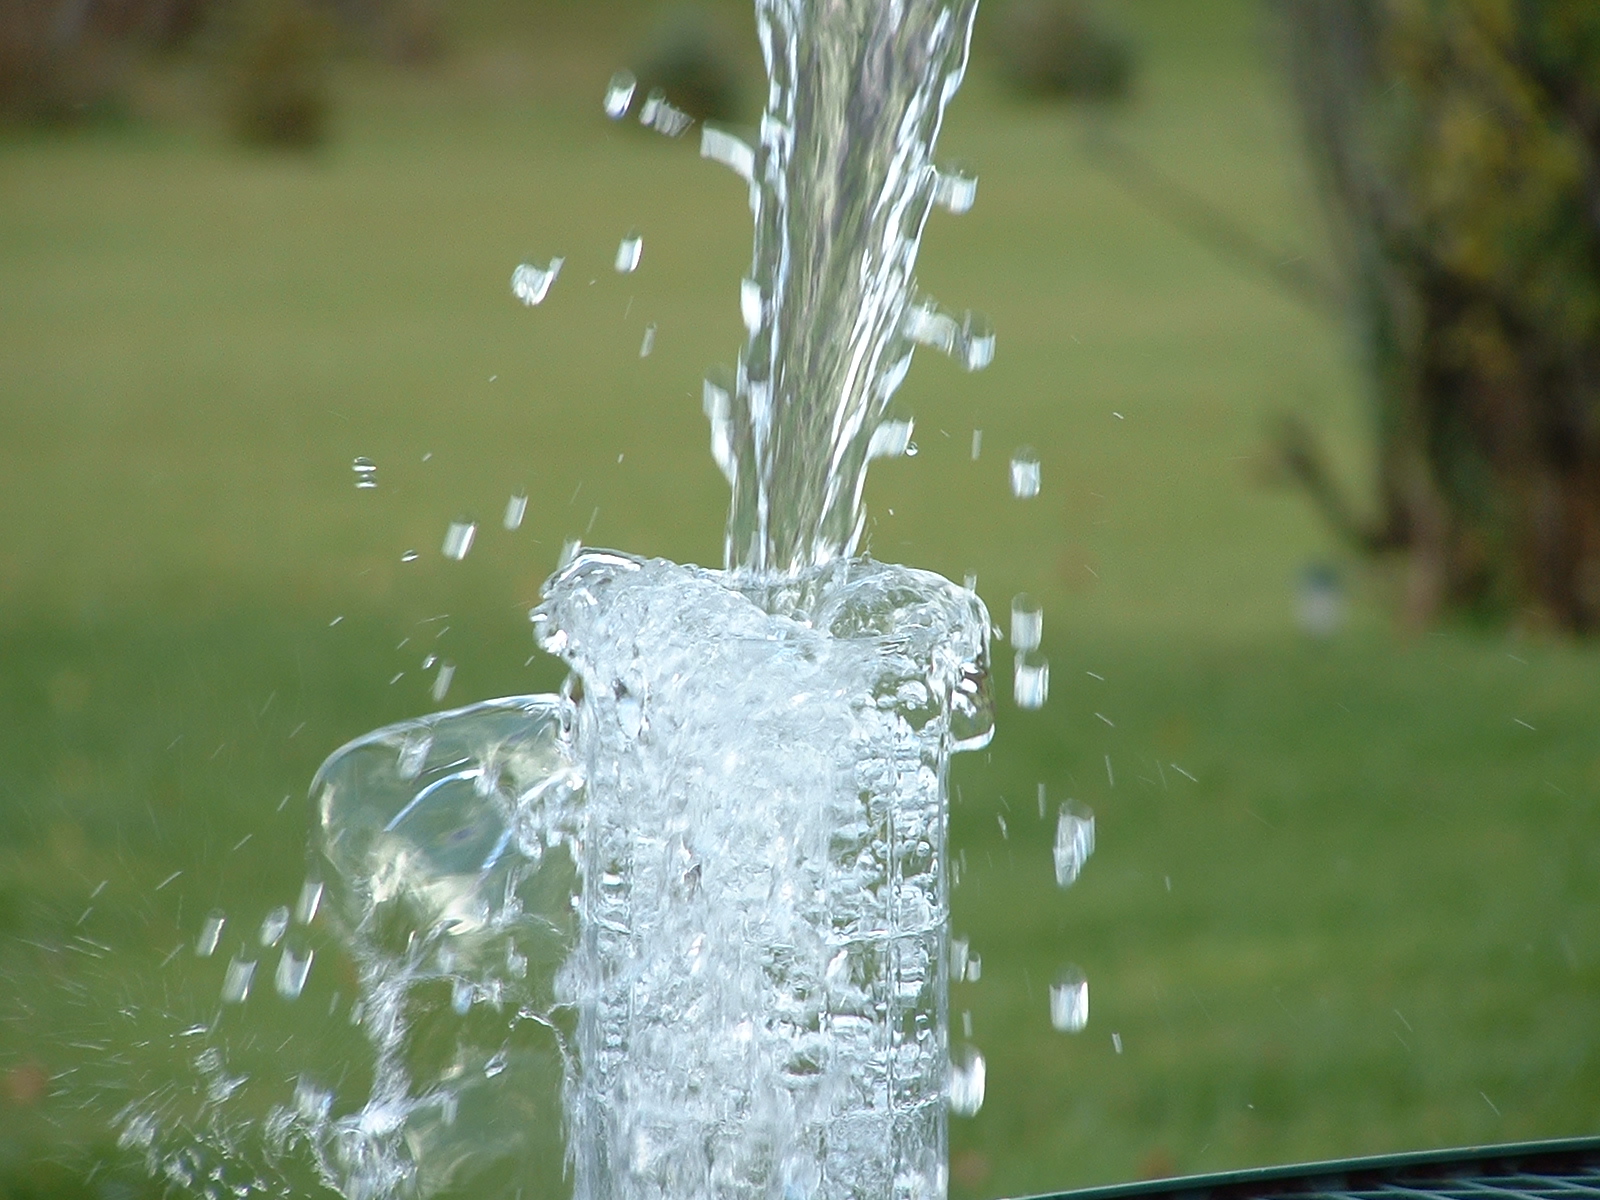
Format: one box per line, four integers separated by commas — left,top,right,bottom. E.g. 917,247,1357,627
1021,1137,1600,1200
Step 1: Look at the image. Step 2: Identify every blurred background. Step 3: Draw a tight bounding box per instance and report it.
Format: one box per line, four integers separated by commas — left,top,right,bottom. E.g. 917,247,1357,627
3,0,1598,1196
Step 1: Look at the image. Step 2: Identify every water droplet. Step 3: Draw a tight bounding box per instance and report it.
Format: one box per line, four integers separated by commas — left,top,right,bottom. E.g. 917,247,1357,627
638,87,692,136
400,548,419,563
1053,803,1095,887
511,257,564,306
294,878,323,925
1010,446,1040,498
421,653,436,670
1112,1032,1124,1054
933,166,978,213
962,571,978,592
1050,965,1089,1032
740,278,763,333
615,232,643,274
700,126,755,179
442,519,477,561
970,428,982,460
603,69,636,119
639,323,657,357
450,977,473,1015
948,1045,986,1115
352,456,377,489
904,441,919,457
558,537,582,568
430,661,455,704
1014,650,1049,708
196,909,225,958
951,937,969,980
965,953,982,982
484,1048,509,1078
396,729,432,780
221,955,256,1004
258,906,290,947
867,418,913,460
275,941,313,1000
1010,594,1042,652
959,312,995,371
903,301,959,353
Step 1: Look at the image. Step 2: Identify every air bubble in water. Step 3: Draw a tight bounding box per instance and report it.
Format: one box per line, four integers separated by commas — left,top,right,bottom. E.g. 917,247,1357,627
294,878,323,925
258,906,290,947
430,661,455,703
948,1045,986,1116
221,956,256,1004
615,232,642,273
1050,965,1089,1032
1054,804,1095,887
275,941,313,1000
1010,446,1041,498
195,909,225,958
933,166,978,214
504,493,528,531
1014,650,1049,708
639,323,657,357
511,257,563,306
352,457,377,489
1010,593,1042,651
603,70,636,119
442,519,477,561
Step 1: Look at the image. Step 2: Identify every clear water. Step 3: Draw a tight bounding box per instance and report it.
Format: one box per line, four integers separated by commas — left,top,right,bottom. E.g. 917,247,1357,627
113,0,1016,1195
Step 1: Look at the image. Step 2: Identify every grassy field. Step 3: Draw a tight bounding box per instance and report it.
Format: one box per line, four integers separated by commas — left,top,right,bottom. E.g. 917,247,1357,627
2,1,1598,1197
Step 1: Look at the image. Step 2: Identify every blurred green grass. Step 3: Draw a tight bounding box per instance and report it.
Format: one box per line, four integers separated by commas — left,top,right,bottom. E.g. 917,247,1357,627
1,1,1597,1197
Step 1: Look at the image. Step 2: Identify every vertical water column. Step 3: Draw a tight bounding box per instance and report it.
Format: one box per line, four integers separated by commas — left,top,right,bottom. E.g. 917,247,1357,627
721,0,981,574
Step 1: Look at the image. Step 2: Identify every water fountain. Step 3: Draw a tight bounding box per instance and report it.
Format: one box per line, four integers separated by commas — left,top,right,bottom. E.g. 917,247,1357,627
114,1,1022,1196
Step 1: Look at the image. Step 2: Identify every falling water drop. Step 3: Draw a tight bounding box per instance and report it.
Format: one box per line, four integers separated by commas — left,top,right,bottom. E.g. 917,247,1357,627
1010,593,1042,651
294,878,323,925
504,493,528,531
221,956,257,1005
948,1045,987,1116
442,519,477,561
450,978,473,1016
195,909,225,958
258,906,290,947
639,324,657,358
603,69,637,119
1014,650,1049,708
1010,446,1041,498
511,258,564,306
430,661,455,704
1050,965,1089,1032
1053,803,1095,887
933,166,978,214
275,940,313,1000
351,457,377,489
615,232,643,273
959,312,995,371
400,549,419,563
970,429,982,460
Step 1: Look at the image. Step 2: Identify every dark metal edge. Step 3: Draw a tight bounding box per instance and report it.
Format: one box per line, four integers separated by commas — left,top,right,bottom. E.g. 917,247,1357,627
1013,1135,1600,1200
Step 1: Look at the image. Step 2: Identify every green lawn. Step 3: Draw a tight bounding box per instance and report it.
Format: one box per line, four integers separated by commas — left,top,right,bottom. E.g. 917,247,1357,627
2,2,1597,1198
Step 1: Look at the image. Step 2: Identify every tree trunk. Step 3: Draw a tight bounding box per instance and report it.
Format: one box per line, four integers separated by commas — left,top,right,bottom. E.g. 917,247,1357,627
1276,0,1600,632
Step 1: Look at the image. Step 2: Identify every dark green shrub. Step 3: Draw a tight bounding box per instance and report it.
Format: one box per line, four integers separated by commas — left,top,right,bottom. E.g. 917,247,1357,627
992,0,1135,102
631,4,744,124
0,1,130,126
215,0,334,148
